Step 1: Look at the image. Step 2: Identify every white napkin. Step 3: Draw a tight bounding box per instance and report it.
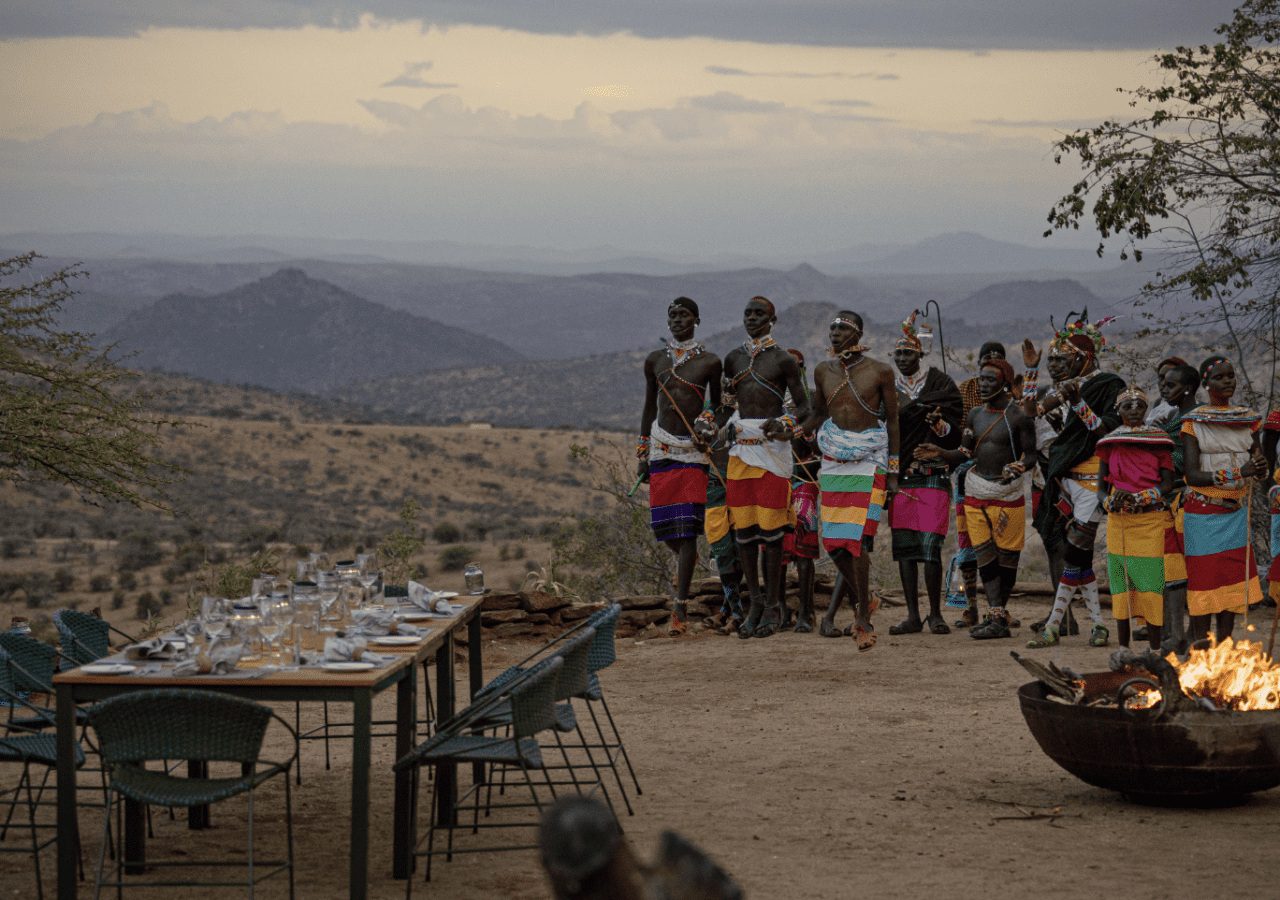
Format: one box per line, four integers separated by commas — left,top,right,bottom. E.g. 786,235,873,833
172,640,242,676
350,608,422,637
407,581,454,613
125,638,182,660
322,636,393,664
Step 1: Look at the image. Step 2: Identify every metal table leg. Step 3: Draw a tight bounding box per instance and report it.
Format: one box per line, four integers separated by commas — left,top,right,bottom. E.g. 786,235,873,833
434,633,456,828
349,690,371,899
55,685,78,900
392,669,416,878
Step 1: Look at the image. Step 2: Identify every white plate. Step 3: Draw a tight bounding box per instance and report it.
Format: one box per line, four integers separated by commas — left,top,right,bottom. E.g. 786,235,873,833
322,661,376,672
82,664,136,676
373,635,423,646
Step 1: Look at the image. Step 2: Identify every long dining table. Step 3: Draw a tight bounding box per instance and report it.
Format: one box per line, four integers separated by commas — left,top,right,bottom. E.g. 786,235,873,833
54,594,484,899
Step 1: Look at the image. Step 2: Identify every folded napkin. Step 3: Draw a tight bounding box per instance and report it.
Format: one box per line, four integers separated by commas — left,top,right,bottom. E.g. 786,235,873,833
125,638,183,660
173,640,242,676
407,581,454,613
349,608,422,637
322,636,393,665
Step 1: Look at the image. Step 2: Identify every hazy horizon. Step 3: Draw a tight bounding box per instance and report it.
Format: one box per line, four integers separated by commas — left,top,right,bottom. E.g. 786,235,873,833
1,3,1236,257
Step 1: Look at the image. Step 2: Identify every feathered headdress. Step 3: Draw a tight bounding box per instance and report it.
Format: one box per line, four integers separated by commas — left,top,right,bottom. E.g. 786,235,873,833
1050,308,1115,358
895,309,925,354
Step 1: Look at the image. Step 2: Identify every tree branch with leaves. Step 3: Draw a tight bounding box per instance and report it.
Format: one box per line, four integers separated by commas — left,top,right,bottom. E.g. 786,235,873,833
0,252,184,507
1046,0,1280,409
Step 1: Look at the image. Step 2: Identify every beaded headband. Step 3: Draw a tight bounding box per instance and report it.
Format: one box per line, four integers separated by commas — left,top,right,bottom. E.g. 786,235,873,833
831,316,860,330
1117,383,1148,405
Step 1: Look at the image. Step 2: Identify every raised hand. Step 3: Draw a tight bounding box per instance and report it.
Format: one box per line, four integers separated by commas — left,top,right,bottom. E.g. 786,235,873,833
1021,338,1041,368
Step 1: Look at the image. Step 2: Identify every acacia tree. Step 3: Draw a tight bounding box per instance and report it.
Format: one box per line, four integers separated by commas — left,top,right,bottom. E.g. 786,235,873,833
1046,0,1280,407
0,252,182,508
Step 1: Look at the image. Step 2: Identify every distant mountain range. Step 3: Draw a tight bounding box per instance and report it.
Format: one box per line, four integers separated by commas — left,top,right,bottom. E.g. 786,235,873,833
334,299,1062,430
2,228,1145,278
103,269,521,394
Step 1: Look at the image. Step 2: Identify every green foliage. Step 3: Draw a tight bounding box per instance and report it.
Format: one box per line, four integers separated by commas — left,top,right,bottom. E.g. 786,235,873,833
0,252,184,507
551,442,693,599
431,521,462,544
437,544,476,572
116,530,165,572
89,573,113,593
191,546,281,600
378,499,426,586
1047,0,1280,405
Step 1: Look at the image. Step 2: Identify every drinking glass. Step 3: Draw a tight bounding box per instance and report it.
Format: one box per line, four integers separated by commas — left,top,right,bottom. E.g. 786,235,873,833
201,597,230,641
317,571,341,629
232,602,262,661
251,575,275,602
357,553,381,604
257,599,285,670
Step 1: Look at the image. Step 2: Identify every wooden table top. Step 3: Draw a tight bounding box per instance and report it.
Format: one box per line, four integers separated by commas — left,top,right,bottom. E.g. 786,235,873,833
53,594,483,689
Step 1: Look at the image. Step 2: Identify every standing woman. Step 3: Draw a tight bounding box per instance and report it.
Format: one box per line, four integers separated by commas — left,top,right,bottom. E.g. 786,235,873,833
1180,355,1268,642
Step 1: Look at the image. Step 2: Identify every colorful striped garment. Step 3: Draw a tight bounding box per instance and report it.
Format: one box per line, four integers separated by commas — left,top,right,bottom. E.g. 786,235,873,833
726,456,792,544
1181,410,1262,615
1107,509,1169,625
648,459,708,543
816,421,889,558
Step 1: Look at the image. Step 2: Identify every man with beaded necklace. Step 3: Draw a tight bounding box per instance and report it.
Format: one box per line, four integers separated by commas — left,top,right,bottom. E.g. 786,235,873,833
804,310,900,649
701,296,809,639
1025,313,1124,649
638,297,723,635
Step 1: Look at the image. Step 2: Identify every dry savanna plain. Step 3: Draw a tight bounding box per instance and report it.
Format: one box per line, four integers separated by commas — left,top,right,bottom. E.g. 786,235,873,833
2,384,1279,899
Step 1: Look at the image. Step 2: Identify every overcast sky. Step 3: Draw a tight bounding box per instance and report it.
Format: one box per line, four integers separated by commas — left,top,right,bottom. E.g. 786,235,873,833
0,2,1238,257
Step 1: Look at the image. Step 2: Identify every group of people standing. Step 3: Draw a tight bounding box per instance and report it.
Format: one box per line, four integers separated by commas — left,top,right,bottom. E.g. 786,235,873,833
637,296,1280,652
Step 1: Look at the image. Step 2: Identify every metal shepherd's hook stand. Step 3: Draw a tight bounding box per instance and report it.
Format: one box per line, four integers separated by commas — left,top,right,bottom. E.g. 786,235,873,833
923,299,946,373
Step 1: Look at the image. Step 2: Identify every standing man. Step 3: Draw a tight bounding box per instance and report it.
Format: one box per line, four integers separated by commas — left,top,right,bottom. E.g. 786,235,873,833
917,357,1036,638
638,297,722,636
806,310,900,649
1027,314,1124,648
952,340,1013,625
714,297,809,638
886,311,964,636
703,382,745,633
779,349,821,633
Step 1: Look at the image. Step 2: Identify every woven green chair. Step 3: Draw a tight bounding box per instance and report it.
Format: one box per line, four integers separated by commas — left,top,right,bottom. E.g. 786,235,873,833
53,610,137,668
394,656,562,889
88,689,296,897
0,647,87,900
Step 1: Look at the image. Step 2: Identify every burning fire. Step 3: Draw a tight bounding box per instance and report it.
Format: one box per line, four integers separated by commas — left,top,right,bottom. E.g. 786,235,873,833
1170,638,1280,711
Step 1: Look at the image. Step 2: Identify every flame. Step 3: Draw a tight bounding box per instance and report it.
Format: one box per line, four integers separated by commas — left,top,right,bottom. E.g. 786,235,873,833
1165,637,1280,711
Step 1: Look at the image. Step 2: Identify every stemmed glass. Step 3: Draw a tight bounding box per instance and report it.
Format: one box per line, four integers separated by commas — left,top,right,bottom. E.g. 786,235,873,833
317,571,341,630
357,553,381,605
202,597,230,642
256,597,286,667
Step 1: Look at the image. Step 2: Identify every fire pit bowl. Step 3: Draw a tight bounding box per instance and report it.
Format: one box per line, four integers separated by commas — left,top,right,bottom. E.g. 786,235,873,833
1018,680,1280,805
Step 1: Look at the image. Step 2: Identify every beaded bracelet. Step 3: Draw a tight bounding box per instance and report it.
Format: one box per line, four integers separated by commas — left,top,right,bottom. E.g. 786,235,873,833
1023,366,1039,396
695,409,716,428
777,413,797,432
1071,399,1101,431
930,418,951,437
886,454,901,474
636,435,652,460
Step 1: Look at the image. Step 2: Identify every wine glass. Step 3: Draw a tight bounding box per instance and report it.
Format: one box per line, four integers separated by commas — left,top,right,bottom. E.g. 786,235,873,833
202,597,230,642
357,553,381,604
317,571,341,630
257,596,286,667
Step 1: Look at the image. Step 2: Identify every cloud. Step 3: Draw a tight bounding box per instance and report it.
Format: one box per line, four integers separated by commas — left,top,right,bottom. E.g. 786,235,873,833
381,60,458,89
0,97,1060,255
0,1,1229,51
688,92,785,113
706,65,898,80
820,99,874,109
976,116,1123,130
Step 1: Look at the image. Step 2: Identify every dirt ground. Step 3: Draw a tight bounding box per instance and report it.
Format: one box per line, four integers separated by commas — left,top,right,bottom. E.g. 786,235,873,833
9,595,1280,899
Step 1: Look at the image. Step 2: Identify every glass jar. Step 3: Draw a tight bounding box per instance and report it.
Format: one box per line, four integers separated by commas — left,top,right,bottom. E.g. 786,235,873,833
463,562,485,595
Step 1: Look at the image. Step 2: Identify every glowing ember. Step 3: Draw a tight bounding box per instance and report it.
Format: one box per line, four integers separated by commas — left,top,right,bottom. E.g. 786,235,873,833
1164,637,1280,711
